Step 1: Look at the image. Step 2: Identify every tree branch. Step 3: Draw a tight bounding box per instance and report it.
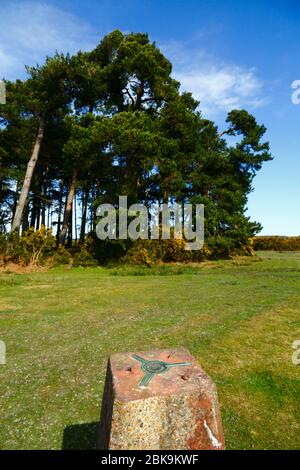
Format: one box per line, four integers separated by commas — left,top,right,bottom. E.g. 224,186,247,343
124,88,135,108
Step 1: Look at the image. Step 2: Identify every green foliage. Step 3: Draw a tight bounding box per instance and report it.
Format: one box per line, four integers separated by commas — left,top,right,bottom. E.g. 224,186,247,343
52,246,71,266
89,237,130,264
1,30,273,261
24,53,72,117
72,236,98,267
254,236,300,251
124,239,189,266
18,226,56,265
0,226,56,266
0,232,7,252
0,232,8,266
73,248,98,267
122,236,254,266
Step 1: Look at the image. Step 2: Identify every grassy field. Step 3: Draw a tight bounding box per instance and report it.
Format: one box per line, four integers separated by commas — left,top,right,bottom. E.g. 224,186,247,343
0,251,300,450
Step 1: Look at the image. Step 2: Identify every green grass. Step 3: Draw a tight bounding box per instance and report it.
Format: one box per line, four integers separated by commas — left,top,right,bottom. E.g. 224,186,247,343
0,251,300,450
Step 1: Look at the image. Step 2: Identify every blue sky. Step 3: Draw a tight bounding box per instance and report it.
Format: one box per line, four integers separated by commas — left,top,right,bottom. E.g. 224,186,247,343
0,0,299,235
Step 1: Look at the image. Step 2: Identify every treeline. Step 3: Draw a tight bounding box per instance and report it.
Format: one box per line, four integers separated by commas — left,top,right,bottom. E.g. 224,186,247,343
0,30,272,263
254,236,300,251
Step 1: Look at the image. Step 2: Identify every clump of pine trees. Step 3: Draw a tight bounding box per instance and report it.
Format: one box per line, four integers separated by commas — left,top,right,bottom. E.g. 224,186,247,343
0,30,272,265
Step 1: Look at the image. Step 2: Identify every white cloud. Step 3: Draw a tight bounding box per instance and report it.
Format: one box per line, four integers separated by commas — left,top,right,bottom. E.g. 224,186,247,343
0,1,98,79
176,65,265,116
0,4,267,117
160,40,267,118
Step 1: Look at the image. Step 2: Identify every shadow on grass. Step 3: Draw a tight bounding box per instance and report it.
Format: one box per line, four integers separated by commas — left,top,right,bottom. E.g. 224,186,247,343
62,422,98,450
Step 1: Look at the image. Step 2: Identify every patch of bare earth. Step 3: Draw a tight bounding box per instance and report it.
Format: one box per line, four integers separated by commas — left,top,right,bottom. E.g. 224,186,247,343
0,262,49,274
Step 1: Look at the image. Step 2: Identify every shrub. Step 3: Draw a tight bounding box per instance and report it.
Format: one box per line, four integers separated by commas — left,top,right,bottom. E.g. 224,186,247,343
20,226,56,265
0,233,8,266
3,226,56,266
72,237,98,267
88,235,130,264
52,246,71,265
73,248,98,267
124,239,201,265
253,236,300,251
0,227,58,267
123,235,254,266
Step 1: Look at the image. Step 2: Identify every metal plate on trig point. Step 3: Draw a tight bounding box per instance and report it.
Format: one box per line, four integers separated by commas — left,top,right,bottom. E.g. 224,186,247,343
132,354,191,387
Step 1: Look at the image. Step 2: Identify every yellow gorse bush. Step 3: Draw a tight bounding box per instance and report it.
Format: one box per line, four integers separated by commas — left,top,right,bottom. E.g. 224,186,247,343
254,236,300,251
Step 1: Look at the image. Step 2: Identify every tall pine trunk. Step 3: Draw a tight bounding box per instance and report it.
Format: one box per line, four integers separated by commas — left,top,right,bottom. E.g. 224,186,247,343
79,186,89,244
67,207,73,248
41,182,46,228
56,179,64,245
11,179,20,225
30,192,38,228
74,191,77,246
22,199,30,232
59,172,77,245
11,115,45,232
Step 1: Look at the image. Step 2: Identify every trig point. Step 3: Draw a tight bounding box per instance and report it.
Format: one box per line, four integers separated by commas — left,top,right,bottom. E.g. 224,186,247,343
98,349,225,450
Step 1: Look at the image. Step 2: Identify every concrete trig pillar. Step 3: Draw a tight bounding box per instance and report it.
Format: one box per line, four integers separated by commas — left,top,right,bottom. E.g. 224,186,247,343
98,349,225,450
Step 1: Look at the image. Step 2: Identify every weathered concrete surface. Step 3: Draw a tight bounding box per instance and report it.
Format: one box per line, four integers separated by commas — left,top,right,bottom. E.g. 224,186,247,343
98,349,225,450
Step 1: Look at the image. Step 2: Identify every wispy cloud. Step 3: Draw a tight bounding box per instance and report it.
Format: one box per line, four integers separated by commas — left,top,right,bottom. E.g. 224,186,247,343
0,2,267,117
176,65,265,116
160,39,267,118
0,1,97,79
